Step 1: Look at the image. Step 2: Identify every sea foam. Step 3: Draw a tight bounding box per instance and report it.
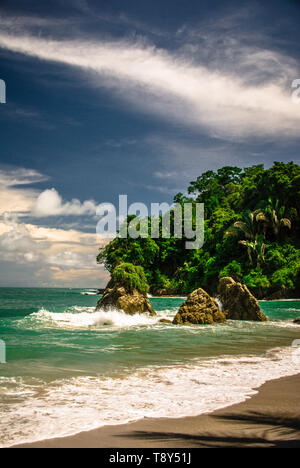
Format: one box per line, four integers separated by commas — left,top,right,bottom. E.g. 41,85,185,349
22,307,160,329
0,345,299,448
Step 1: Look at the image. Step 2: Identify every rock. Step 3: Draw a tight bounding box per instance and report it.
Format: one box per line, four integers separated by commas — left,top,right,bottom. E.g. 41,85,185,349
293,318,300,325
173,288,226,325
159,318,172,324
218,277,267,321
96,285,156,316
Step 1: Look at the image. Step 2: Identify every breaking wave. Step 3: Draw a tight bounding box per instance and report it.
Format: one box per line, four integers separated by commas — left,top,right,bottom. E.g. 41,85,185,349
0,346,299,448
20,307,161,329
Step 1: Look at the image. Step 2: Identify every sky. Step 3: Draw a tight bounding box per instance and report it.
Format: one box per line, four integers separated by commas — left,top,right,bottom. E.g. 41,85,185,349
0,0,299,287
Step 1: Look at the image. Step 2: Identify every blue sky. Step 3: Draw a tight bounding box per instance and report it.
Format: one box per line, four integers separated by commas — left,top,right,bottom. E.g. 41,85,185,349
0,0,299,287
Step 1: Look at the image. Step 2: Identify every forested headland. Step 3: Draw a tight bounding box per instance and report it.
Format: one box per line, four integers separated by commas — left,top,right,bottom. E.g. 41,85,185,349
97,162,300,299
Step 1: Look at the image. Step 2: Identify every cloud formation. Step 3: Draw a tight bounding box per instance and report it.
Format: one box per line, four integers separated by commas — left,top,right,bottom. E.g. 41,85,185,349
0,167,98,218
0,31,299,139
0,167,46,216
0,212,108,286
0,167,108,286
32,188,97,217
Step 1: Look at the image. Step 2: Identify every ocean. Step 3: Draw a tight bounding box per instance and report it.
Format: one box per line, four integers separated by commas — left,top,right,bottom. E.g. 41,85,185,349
0,287,300,447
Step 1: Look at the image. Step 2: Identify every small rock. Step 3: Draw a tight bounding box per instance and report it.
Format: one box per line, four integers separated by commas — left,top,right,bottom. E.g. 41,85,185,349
173,288,226,325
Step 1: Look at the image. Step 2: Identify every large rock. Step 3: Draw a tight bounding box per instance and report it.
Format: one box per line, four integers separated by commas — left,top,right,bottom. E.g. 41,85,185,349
218,277,267,321
173,288,226,325
96,285,156,316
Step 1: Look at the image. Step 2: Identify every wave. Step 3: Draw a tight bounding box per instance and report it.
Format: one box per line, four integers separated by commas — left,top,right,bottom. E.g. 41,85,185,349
80,289,99,296
19,307,160,329
16,306,299,332
1,345,299,448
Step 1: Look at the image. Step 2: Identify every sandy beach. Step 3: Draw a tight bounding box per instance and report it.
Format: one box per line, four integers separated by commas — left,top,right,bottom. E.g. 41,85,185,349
13,373,300,449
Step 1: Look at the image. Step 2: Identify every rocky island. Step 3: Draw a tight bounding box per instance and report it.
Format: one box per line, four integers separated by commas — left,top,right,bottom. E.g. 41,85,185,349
96,262,156,316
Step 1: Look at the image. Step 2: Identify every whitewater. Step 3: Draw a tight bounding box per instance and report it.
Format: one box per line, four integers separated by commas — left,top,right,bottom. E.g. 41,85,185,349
0,288,299,447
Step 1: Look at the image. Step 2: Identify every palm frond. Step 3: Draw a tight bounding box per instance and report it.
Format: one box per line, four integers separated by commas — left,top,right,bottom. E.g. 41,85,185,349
238,240,248,246
256,212,268,223
233,221,251,238
281,218,292,229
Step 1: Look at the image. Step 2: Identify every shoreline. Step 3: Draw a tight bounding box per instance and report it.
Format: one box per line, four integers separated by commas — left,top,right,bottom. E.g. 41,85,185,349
12,373,300,449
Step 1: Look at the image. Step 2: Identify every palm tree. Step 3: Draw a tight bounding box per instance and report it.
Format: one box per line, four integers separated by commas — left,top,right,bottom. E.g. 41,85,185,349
254,211,269,237
226,211,266,267
257,198,292,238
238,235,266,268
237,239,255,265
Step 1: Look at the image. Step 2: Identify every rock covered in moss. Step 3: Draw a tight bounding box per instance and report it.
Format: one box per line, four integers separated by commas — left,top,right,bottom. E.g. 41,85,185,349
96,285,156,316
218,277,267,321
96,262,156,316
173,288,226,325
112,263,149,294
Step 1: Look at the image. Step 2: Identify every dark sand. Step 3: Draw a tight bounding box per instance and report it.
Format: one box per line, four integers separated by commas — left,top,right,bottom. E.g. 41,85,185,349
13,374,300,448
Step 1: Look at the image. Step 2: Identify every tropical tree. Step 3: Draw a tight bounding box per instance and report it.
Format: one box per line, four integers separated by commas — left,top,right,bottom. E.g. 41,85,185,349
259,198,292,238
225,210,258,241
238,235,266,268
225,210,266,267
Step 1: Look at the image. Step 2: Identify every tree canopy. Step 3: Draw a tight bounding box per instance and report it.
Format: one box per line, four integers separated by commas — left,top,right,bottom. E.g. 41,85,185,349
97,162,300,298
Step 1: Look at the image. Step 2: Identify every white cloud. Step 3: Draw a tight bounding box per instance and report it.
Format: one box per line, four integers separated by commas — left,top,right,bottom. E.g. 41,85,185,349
48,266,109,287
32,188,97,217
0,167,46,187
0,168,99,218
0,32,299,139
0,213,107,265
47,250,95,268
0,167,109,286
0,167,47,216
0,215,47,263
0,212,109,286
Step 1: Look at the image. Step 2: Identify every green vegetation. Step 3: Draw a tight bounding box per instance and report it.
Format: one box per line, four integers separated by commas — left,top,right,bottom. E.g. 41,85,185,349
113,262,150,294
97,162,300,298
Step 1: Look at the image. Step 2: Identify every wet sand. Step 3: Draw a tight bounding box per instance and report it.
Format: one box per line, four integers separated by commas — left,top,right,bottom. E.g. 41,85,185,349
13,374,300,448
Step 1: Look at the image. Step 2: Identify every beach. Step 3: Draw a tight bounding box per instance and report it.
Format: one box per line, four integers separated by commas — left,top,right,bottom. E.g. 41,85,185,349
13,374,300,448
1,289,300,448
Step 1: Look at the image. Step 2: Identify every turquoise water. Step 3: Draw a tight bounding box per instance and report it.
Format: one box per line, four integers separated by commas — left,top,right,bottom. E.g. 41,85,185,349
0,288,300,447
